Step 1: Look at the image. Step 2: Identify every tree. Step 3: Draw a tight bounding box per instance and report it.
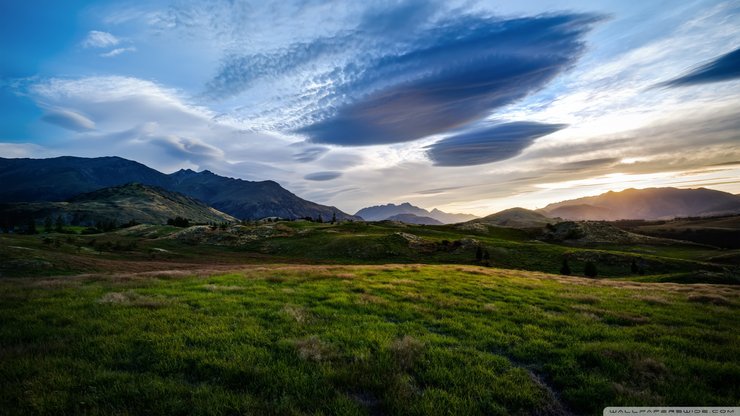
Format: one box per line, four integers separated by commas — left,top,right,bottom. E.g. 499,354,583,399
630,259,639,274
55,215,64,232
167,217,190,227
331,211,337,224
482,249,491,266
584,261,598,278
475,246,483,262
25,218,37,235
44,217,53,233
560,258,571,275
317,214,323,223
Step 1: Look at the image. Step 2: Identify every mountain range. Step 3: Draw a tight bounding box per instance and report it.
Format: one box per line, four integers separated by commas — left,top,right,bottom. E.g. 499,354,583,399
0,156,359,221
355,202,478,224
0,183,236,227
539,187,740,220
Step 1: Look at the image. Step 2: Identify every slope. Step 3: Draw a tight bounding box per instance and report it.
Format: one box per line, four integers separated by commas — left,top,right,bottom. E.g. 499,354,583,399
540,187,740,220
0,183,237,227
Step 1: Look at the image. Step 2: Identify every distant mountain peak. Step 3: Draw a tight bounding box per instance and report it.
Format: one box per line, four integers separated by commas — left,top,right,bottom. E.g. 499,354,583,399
355,202,477,224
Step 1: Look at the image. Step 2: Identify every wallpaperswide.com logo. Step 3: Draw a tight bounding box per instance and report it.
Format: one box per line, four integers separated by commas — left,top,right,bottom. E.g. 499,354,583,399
605,407,739,415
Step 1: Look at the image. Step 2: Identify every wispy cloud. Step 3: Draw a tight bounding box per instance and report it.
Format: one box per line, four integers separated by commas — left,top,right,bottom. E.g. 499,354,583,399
657,47,740,87
100,46,137,58
82,30,120,48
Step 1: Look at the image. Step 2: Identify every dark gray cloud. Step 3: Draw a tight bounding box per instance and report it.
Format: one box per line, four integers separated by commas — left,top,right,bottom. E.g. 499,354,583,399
658,47,740,87
292,145,329,162
41,109,95,131
304,171,342,181
426,121,566,166
150,135,224,165
296,14,598,146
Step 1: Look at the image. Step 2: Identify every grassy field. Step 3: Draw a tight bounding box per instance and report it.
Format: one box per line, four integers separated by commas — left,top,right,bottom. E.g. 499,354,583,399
1,221,738,414
2,220,737,283
1,264,738,415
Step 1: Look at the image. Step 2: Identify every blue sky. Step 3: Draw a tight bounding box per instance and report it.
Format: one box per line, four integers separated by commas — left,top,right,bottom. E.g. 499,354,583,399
1,0,739,214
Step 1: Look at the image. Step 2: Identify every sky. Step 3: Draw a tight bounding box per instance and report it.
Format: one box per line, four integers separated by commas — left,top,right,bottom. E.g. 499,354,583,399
1,0,739,216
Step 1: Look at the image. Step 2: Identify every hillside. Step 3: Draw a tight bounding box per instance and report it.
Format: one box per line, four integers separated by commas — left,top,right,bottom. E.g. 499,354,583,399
471,207,554,228
0,183,236,227
0,157,358,221
356,202,477,223
540,187,740,220
616,214,740,249
385,213,443,225
167,169,358,221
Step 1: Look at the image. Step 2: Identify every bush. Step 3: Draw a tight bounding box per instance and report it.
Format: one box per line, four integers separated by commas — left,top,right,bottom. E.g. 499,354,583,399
560,258,571,275
167,217,190,227
584,261,598,278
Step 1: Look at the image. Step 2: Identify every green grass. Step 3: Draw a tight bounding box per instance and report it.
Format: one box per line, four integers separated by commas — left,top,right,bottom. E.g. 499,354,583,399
1,265,738,415
2,220,738,284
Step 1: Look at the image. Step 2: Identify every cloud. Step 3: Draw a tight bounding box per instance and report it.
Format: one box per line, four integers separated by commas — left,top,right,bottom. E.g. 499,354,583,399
0,142,56,158
658,47,740,87
41,108,96,131
82,30,120,48
426,121,566,166
100,46,137,58
150,135,224,162
292,144,329,162
293,14,598,146
304,171,342,181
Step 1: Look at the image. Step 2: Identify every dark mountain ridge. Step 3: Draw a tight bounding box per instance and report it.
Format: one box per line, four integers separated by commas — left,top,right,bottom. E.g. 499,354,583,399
539,187,740,220
0,156,359,221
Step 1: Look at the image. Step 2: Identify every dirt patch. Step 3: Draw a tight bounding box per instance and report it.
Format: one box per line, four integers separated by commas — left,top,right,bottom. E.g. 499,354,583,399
283,305,310,323
294,336,332,361
390,335,424,370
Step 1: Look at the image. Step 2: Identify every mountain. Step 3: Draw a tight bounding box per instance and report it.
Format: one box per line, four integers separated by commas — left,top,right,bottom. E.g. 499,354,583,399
0,156,359,221
539,187,740,220
472,207,554,228
545,204,615,221
167,169,357,221
0,183,236,227
355,202,477,224
428,208,478,224
385,213,443,225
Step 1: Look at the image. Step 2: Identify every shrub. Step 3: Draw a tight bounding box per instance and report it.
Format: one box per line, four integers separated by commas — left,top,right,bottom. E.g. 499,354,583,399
584,261,598,278
560,258,571,275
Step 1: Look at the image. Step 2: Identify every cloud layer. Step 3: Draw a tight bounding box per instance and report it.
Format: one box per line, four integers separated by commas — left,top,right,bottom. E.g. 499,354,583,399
426,122,567,166
296,14,598,146
659,47,740,87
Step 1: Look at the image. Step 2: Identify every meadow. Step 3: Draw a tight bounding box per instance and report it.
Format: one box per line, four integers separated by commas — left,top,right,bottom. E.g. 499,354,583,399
1,220,739,414
1,264,738,415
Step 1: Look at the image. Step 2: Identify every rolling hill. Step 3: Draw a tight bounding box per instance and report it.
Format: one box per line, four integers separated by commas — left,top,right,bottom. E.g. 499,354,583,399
0,183,236,227
470,207,554,228
355,202,477,223
539,187,740,220
0,156,358,221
